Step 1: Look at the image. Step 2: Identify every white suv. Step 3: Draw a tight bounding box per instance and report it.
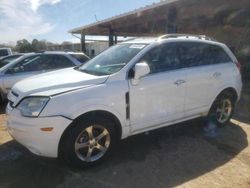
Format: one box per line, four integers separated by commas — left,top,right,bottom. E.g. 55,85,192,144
6,34,242,167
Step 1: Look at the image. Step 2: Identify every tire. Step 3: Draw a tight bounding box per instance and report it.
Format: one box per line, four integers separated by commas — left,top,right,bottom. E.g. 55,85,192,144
61,116,117,168
207,94,235,127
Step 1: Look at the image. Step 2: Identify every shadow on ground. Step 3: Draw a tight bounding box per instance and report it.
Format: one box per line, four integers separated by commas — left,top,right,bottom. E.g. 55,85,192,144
234,81,250,124
0,119,248,188
0,81,249,188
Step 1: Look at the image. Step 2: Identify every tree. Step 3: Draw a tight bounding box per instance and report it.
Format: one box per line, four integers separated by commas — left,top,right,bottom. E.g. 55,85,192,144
15,39,33,53
31,39,39,52
37,40,47,51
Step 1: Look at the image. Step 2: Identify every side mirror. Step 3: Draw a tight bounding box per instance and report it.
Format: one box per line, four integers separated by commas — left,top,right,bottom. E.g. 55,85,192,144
134,62,150,80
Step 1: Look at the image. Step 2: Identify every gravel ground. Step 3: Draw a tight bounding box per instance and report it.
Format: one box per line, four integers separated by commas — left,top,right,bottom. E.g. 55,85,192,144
0,83,249,188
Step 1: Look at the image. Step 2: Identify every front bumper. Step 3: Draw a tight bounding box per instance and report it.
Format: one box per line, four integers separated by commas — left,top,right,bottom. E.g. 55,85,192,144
6,104,72,158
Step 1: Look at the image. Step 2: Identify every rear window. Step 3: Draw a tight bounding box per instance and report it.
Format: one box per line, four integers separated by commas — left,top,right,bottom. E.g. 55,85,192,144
203,45,232,64
0,49,8,57
178,42,232,68
70,54,89,64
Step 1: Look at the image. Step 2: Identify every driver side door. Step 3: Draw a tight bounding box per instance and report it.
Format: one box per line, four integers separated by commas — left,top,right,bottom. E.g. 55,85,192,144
129,43,187,132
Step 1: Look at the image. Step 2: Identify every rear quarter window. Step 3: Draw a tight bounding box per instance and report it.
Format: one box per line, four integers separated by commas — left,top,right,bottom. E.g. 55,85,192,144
70,54,89,64
178,42,232,68
202,45,232,65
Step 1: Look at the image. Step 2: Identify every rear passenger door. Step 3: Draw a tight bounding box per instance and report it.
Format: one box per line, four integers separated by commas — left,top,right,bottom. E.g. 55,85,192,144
182,42,233,117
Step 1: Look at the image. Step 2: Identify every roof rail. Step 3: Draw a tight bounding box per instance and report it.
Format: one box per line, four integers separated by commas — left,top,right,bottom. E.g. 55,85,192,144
158,34,217,41
35,50,46,53
64,49,73,52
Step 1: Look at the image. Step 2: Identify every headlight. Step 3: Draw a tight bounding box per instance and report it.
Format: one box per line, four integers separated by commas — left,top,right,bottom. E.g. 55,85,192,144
17,97,50,117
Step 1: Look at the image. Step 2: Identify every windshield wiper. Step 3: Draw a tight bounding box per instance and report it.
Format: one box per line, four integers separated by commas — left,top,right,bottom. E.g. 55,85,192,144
74,64,82,70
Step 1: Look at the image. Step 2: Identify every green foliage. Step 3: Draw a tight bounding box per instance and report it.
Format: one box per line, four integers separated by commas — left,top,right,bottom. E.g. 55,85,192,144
15,39,33,53
15,39,49,53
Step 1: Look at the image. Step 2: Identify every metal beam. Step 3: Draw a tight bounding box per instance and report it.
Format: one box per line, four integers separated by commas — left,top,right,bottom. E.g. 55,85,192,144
114,35,118,44
166,6,178,33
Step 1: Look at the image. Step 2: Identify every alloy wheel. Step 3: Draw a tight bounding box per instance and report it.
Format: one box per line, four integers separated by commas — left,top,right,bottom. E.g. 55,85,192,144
74,125,110,162
216,99,232,124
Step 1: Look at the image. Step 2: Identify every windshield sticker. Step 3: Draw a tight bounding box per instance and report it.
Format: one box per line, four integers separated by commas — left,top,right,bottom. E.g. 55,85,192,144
129,44,146,49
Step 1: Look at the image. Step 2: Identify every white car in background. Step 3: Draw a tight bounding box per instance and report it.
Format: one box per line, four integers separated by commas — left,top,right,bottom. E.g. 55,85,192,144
0,48,12,59
6,34,242,168
0,51,89,103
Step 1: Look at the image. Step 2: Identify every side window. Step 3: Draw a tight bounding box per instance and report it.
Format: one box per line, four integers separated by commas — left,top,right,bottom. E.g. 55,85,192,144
39,55,56,70
178,42,205,68
30,55,75,71
43,55,74,70
203,45,232,64
140,43,180,74
8,55,43,73
140,46,161,73
178,42,232,68
56,55,75,68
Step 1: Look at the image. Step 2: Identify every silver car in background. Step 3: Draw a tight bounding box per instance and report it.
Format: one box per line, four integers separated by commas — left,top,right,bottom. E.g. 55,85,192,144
0,51,89,102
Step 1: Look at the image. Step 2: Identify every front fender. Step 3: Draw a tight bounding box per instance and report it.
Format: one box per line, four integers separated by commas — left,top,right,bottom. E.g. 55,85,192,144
68,104,128,127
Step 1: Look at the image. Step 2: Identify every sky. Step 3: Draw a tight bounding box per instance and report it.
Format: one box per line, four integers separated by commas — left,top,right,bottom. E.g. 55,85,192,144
0,0,161,44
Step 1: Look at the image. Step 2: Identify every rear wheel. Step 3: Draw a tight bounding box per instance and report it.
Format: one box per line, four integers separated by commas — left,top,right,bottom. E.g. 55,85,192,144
208,94,235,126
62,117,116,168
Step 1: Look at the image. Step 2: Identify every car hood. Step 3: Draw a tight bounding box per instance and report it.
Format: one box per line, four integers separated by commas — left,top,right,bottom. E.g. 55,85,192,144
9,68,109,105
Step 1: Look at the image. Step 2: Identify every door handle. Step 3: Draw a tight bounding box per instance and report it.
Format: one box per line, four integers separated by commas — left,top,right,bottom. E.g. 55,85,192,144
213,72,221,78
174,80,186,86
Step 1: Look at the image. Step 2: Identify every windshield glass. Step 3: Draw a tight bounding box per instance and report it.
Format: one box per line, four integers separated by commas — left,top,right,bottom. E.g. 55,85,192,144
78,43,147,76
0,55,22,68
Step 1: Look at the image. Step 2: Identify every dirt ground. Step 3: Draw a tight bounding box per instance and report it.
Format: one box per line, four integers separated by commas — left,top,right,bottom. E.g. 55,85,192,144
0,83,249,188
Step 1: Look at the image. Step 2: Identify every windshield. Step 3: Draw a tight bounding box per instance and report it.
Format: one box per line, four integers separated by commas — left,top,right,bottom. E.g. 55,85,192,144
78,43,147,76
0,55,22,68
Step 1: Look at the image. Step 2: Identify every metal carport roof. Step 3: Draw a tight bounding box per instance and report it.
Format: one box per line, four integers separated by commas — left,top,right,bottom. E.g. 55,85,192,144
69,0,250,51
69,0,179,36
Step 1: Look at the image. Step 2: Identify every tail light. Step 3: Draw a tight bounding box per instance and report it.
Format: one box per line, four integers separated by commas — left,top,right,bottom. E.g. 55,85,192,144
235,61,241,73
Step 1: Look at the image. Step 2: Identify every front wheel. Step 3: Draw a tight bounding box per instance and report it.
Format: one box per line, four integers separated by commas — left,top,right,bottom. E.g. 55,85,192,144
207,95,235,126
61,117,116,168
